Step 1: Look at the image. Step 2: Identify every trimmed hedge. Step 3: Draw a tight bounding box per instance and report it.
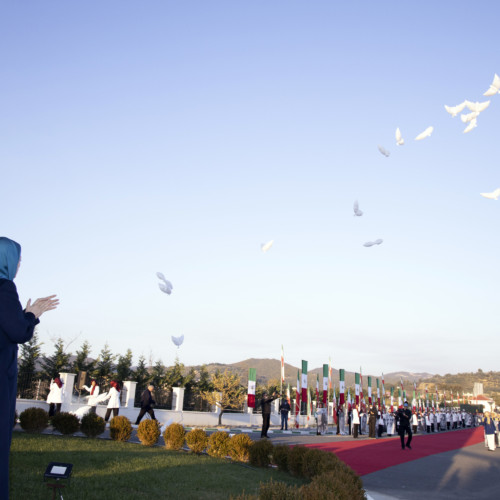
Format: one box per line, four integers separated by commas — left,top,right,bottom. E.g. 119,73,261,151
137,419,161,446
271,444,290,471
51,412,80,435
186,428,208,454
80,412,106,438
19,407,49,433
248,438,273,467
207,431,231,458
109,416,132,442
163,423,186,450
228,433,253,462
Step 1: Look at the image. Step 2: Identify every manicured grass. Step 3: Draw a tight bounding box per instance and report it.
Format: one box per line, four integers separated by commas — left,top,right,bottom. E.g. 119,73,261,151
10,433,305,499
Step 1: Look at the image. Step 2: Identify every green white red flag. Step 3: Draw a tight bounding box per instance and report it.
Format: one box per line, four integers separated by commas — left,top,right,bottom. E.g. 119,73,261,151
376,378,380,407
355,372,360,405
368,376,372,405
301,360,308,403
339,369,345,405
247,368,256,408
322,364,328,404
295,370,300,428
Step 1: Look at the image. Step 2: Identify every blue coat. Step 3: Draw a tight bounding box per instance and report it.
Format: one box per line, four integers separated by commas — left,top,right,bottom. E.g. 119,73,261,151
0,279,39,500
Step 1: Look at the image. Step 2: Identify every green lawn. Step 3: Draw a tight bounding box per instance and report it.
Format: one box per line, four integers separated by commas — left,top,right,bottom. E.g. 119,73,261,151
10,433,305,499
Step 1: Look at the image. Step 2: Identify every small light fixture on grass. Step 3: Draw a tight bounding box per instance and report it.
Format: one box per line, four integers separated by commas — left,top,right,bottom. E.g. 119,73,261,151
43,462,73,500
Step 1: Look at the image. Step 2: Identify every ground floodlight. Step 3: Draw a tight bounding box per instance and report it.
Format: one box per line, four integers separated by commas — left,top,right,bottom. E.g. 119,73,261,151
44,462,73,500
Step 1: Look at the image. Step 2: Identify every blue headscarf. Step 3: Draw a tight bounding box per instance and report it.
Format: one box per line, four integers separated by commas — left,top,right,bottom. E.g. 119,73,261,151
0,237,21,280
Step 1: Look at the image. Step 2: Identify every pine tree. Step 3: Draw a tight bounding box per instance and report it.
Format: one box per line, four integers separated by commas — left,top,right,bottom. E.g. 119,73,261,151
165,357,185,387
116,349,133,382
197,365,213,392
94,343,116,381
72,340,96,374
133,355,150,388
151,359,167,387
18,330,43,378
40,338,71,378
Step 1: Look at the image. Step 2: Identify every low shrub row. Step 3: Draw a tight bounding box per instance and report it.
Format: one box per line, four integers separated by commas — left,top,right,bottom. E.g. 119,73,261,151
16,408,253,461
244,442,365,500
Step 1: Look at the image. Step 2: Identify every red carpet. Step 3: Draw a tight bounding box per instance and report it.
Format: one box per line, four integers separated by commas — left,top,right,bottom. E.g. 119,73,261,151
305,427,484,476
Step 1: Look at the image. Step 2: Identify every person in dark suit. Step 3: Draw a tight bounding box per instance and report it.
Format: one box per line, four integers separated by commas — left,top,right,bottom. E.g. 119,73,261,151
260,391,278,438
278,398,291,430
0,237,58,500
397,401,413,450
135,384,157,424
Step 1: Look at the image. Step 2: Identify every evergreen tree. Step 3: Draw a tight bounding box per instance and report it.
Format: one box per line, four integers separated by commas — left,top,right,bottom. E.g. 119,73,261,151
94,343,116,381
197,364,213,392
116,349,133,382
18,330,43,378
165,357,185,387
151,359,167,387
40,338,71,378
133,354,150,387
72,340,96,374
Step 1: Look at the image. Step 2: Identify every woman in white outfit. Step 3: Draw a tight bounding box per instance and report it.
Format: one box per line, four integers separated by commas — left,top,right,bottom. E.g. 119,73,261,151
46,374,64,417
101,380,121,422
82,379,100,414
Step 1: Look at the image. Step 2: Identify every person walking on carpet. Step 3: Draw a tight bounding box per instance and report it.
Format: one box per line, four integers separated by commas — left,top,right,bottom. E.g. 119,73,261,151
397,401,413,450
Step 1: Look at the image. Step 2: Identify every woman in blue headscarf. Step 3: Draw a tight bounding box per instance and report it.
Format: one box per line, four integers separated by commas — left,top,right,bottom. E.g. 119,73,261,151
0,236,59,499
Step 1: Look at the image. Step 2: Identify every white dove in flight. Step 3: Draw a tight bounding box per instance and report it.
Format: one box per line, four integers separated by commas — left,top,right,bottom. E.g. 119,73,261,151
461,111,479,123
480,188,500,200
463,118,478,134
378,145,390,157
395,128,404,146
444,102,467,117
363,239,383,247
353,200,363,217
261,240,274,253
157,272,173,295
465,100,490,113
171,335,184,348
483,74,500,96
415,126,434,141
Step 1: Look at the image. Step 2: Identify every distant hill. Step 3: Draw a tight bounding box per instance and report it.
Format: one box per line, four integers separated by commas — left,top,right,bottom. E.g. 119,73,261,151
188,358,434,389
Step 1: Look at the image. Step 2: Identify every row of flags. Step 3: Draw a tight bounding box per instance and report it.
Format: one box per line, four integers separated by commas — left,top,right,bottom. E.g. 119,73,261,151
247,347,472,418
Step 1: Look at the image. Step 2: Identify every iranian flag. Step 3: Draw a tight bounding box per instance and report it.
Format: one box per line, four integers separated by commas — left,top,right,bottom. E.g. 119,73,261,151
382,373,386,409
360,367,364,403
333,383,337,421
280,345,285,385
301,360,308,403
339,369,345,405
368,376,372,405
390,386,394,412
412,381,417,410
322,364,328,404
286,384,291,405
247,368,256,408
295,370,300,428
328,357,332,391
355,372,360,405
376,378,380,408
316,374,319,403
425,386,429,410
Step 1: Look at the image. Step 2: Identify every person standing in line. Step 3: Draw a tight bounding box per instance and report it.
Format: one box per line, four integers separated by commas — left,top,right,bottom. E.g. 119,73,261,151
411,411,418,435
352,404,360,438
368,404,377,438
135,384,157,425
260,391,278,438
377,410,385,438
102,380,121,422
0,236,59,500
425,412,431,433
82,379,100,414
278,397,291,431
47,374,64,417
397,401,413,450
336,406,341,435
484,412,496,451
446,410,451,430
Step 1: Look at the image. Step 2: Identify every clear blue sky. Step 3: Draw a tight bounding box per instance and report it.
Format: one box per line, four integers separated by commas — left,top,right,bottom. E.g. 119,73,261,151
2,1,499,377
